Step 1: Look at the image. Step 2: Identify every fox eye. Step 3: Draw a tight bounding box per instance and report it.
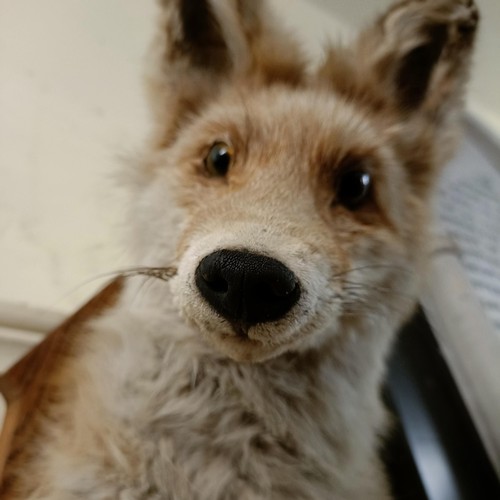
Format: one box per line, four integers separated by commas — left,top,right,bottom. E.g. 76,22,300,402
205,142,233,177
335,168,372,210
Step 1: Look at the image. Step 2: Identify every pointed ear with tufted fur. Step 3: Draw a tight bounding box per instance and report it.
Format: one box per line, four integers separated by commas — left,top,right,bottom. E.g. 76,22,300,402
320,0,479,115
147,0,305,148
318,0,479,190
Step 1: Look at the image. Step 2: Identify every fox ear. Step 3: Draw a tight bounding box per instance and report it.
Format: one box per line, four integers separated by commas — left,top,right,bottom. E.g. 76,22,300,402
319,0,479,116
318,0,479,190
387,22,449,111
147,0,304,148
146,0,234,148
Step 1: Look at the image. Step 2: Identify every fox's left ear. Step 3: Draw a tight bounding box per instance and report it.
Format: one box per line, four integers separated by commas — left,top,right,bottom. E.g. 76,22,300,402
319,0,479,184
147,0,305,148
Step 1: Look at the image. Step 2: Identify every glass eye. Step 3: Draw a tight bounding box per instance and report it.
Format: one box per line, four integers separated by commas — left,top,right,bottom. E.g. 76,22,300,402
335,168,372,210
205,142,233,177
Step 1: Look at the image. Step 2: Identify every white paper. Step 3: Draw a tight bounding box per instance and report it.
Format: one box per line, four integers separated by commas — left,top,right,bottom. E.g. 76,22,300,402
437,137,500,337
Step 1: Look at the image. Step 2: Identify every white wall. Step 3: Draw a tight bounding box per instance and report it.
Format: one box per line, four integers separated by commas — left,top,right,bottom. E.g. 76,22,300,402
0,0,156,312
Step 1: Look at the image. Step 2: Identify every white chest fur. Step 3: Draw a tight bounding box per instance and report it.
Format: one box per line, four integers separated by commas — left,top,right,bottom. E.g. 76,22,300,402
37,293,394,500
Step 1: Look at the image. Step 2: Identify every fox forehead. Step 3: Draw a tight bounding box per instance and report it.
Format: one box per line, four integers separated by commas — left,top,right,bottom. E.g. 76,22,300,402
163,85,409,233
168,87,403,190
173,85,387,166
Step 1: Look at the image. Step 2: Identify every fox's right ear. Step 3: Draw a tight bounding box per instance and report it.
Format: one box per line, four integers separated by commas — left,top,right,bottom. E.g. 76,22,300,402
147,0,304,148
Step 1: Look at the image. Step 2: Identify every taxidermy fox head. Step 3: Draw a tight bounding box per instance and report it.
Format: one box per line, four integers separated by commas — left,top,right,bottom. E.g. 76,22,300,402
128,0,478,362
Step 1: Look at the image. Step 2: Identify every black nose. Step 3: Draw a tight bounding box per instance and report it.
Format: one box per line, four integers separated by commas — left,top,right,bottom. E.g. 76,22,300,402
195,250,301,326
